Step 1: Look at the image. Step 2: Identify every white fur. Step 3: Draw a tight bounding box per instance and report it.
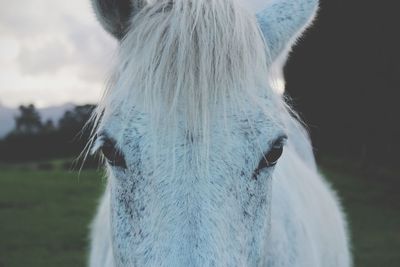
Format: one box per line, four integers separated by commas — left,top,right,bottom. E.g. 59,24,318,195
88,0,351,266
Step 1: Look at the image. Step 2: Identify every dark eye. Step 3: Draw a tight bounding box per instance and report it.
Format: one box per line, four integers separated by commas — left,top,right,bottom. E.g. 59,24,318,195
252,136,286,179
265,141,284,166
100,137,127,169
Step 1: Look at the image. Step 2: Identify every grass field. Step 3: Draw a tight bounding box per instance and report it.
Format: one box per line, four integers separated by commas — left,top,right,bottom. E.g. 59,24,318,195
0,165,105,267
0,160,399,266
321,159,400,267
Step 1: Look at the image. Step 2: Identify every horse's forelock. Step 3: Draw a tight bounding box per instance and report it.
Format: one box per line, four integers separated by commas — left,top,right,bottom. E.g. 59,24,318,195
91,0,279,163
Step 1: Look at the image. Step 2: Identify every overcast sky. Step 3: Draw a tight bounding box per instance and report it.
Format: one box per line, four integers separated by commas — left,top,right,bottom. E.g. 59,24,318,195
0,0,269,108
0,0,116,108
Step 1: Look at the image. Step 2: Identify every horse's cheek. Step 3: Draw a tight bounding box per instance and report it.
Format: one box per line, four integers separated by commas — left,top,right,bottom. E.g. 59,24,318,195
109,172,142,261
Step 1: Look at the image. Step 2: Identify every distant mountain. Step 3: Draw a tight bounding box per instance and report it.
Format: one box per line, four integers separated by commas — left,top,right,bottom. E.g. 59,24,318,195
0,104,18,138
0,103,76,138
38,103,76,125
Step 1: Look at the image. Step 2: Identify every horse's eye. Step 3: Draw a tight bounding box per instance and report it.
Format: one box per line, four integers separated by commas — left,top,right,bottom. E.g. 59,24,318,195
252,137,286,179
265,142,284,166
101,137,127,169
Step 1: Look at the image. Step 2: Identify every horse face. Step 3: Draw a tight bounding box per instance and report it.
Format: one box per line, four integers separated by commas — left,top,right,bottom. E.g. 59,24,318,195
95,100,287,266
90,0,293,265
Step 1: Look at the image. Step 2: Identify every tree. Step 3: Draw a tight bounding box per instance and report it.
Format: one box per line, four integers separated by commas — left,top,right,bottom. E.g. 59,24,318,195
58,104,95,135
14,104,42,135
42,119,56,133
0,104,96,162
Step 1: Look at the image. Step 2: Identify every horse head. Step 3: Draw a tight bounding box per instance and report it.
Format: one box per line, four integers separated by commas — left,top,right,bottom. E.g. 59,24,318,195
89,1,323,266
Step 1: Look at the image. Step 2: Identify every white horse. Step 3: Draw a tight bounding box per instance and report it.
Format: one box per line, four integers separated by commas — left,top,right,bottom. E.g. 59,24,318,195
88,0,351,266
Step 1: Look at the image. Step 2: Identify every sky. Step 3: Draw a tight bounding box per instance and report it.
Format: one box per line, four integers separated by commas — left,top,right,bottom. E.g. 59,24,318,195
0,0,270,108
0,0,117,108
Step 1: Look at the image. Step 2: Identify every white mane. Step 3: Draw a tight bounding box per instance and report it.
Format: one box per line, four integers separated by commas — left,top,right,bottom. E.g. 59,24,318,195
91,0,283,143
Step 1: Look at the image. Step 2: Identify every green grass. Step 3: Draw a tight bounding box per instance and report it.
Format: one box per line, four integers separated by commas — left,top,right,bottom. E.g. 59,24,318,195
320,160,400,267
0,160,399,266
0,165,105,267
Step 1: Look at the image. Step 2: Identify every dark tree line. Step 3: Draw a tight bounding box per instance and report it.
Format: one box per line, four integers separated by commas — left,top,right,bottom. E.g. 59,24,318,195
284,0,399,166
0,104,95,162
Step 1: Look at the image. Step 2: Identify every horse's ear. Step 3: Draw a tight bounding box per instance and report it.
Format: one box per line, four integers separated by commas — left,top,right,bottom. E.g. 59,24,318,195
256,0,319,62
91,0,147,40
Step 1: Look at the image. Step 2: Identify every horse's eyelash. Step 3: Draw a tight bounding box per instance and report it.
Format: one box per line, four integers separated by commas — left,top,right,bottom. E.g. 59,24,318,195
91,138,105,155
268,134,288,148
274,135,288,146
91,133,112,154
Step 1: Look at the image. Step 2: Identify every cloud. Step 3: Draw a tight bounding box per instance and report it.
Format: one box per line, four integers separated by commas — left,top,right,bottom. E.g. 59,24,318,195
0,0,117,108
17,39,71,75
64,16,116,83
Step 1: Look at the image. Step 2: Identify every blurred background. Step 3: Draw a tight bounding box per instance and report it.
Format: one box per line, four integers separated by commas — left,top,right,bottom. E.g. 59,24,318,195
0,0,399,266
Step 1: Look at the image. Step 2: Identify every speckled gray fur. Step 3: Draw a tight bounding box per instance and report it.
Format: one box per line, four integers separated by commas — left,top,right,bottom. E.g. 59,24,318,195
88,1,351,266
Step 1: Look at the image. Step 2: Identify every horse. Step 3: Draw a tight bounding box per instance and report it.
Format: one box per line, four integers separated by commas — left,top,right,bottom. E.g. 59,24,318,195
88,0,352,266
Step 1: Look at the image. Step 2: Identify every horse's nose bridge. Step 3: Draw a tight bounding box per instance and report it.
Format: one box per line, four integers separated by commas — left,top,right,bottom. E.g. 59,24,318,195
158,171,224,263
